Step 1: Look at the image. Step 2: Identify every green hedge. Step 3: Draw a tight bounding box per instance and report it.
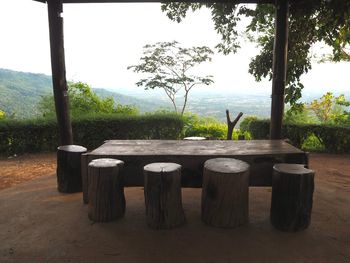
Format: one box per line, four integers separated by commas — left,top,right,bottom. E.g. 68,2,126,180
0,113,184,156
244,119,350,153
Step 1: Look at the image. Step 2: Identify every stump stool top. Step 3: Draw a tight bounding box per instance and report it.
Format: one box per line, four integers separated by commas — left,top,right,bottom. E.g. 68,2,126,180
273,164,313,175
89,158,124,168
144,162,181,173
204,158,249,174
57,145,87,153
183,136,207,141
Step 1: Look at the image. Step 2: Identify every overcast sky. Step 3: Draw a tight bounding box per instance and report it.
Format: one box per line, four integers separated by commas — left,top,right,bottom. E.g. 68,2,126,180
0,0,349,96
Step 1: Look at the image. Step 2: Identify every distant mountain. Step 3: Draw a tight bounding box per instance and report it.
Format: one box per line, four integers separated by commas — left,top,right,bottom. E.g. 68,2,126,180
2,68,345,122
0,68,52,118
0,68,166,119
93,88,168,113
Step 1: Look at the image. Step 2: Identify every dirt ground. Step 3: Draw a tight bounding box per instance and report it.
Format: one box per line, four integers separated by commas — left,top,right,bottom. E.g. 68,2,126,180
0,153,56,190
0,153,349,262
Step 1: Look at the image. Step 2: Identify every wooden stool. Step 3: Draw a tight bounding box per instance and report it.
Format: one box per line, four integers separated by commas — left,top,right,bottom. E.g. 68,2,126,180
57,145,87,193
271,163,314,232
88,158,125,222
202,158,249,228
144,163,185,229
184,137,207,141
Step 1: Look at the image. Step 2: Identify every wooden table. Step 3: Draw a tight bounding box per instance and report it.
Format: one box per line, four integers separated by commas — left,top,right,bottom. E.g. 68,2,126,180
81,140,307,191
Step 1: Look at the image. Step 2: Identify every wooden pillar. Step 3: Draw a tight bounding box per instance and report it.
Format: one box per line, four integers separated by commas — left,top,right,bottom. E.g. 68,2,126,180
47,0,73,145
270,0,289,139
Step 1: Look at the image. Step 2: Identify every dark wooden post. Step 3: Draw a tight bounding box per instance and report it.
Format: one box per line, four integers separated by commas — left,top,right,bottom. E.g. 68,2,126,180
270,0,289,139
47,0,73,145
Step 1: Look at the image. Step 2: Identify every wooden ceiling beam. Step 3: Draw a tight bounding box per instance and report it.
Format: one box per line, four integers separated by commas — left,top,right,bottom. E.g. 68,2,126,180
34,0,274,4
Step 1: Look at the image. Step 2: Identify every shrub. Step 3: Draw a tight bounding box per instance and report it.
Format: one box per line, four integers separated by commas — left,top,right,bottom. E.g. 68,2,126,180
182,113,228,139
239,116,258,133
246,119,350,153
246,119,270,140
0,113,183,156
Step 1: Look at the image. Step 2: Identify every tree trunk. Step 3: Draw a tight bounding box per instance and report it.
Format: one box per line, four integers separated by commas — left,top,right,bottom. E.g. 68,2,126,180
47,0,73,145
144,163,185,229
226,110,243,140
88,158,125,222
270,0,289,139
202,158,249,227
56,145,87,193
271,163,314,232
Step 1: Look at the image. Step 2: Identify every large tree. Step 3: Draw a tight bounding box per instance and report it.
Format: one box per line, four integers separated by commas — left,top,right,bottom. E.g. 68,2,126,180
39,81,138,118
128,41,214,115
161,1,350,108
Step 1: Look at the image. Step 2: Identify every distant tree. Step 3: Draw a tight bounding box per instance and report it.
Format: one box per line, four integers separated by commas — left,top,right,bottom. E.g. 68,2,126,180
128,41,214,115
308,92,350,124
0,110,6,120
161,2,350,108
284,92,350,125
39,81,138,118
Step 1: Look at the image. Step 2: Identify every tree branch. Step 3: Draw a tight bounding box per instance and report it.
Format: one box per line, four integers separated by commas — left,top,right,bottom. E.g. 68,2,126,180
226,110,243,140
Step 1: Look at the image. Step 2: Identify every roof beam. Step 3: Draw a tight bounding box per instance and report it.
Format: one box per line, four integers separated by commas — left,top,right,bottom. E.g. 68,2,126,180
35,0,274,4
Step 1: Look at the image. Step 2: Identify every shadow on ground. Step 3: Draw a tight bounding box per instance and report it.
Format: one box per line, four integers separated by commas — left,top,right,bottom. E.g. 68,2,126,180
0,154,349,263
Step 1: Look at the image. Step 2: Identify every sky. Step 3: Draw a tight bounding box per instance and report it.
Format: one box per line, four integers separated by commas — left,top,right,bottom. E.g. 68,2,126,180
0,0,349,96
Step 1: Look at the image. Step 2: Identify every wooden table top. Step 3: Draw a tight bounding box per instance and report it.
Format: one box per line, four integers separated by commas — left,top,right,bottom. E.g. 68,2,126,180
89,140,304,156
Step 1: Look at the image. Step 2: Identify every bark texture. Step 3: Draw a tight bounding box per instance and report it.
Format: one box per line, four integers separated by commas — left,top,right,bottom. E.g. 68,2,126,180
202,158,250,228
56,145,87,193
88,158,125,222
144,163,185,229
226,110,243,140
271,163,314,232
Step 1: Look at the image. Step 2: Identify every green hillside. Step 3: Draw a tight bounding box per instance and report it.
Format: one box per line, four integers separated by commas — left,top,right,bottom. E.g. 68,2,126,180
0,68,165,119
0,68,52,118
94,88,167,113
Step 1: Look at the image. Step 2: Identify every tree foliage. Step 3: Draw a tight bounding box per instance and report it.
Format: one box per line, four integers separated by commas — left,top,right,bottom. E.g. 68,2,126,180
0,110,5,120
128,41,214,115
284,91,350,125
39,81,138,118
161,1,350,107
308,92,350,124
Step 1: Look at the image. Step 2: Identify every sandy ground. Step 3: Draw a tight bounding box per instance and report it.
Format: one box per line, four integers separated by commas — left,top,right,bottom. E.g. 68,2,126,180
0,153,56,190
0,153,349,262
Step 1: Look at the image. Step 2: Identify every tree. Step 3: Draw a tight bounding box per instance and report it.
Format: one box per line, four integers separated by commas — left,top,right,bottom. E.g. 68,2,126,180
0,110,5,120
128,41,214,115
39,81,138,118
284,92,350,125
161,1,350,108
308,92,350,124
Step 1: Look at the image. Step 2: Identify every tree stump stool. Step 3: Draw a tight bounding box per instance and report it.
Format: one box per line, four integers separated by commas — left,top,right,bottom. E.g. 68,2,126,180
184,137,207,141
144,163,185,229
271,163,314,232
57,145,87,193
202,158,250,228
88,158,125,222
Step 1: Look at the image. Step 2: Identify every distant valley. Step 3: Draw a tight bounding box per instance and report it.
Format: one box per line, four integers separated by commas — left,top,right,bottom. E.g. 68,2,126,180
1,68,348,122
